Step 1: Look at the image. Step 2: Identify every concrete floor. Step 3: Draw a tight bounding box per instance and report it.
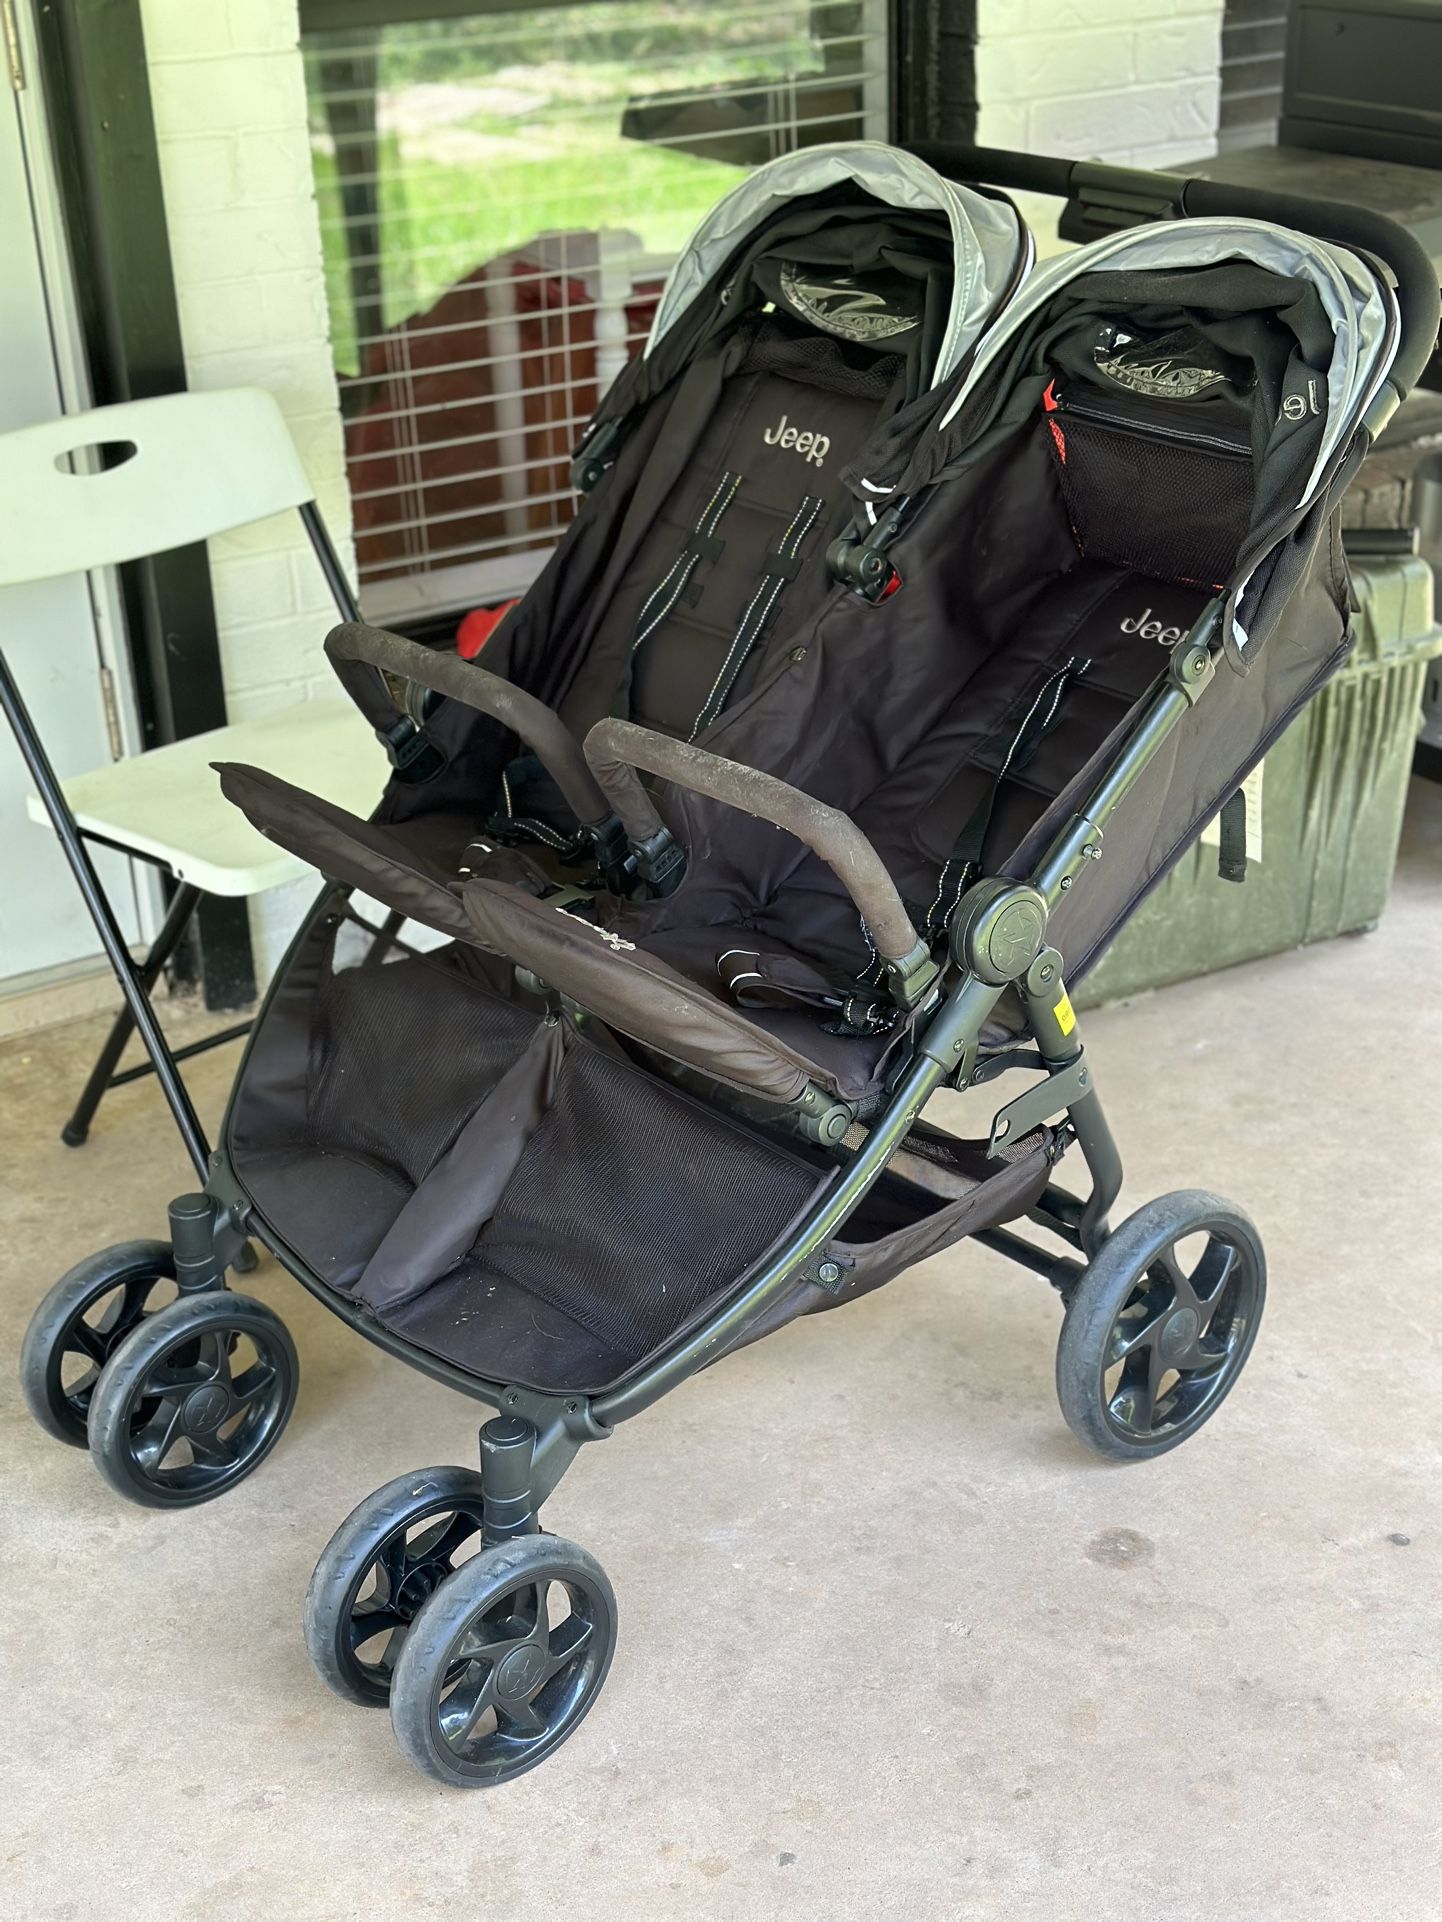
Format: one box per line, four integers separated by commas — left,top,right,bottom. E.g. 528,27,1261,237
2,786,1438,1922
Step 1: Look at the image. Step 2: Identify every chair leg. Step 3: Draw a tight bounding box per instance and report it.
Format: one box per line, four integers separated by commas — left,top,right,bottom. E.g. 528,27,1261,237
61,881,203,1147
0,646,211,1180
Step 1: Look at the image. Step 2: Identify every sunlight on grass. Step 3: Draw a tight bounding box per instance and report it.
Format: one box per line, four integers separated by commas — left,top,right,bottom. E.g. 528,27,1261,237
301,8,829,373
313,132,743,374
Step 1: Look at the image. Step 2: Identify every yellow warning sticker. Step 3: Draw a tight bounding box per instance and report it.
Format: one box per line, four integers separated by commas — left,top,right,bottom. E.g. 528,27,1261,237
1053,990,1076,1037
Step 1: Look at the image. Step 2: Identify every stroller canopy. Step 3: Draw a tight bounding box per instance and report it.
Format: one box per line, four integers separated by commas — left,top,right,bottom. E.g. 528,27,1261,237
645,141,1030,392
933,216,1397,500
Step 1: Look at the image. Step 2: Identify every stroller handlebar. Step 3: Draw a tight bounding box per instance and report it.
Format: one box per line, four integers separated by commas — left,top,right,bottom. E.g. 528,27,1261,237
324,622,612,830
909,141,1441,403
585,718,927,971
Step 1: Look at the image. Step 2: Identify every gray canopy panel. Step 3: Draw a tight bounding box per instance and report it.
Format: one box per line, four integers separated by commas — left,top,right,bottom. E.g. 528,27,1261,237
935,215,1398,506
644,140,1030,391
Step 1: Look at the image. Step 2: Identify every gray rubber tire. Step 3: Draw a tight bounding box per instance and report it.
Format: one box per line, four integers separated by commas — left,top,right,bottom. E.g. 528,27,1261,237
1056,1190,1266,1462
20,1240,177,1447
389,1533,617,1788
304,1466,488,1709
87,1290,298,1507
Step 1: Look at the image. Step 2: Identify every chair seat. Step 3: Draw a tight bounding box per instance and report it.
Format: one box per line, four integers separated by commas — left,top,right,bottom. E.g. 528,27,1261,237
26,699,387,896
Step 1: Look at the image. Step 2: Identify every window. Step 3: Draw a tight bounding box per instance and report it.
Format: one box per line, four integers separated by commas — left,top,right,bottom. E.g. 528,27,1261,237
1219,0,1286,152
300,0,891,624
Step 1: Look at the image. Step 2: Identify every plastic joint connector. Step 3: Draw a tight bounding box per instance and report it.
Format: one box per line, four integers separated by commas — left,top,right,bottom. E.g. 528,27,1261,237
635,827,686,897
826,495,910,603
886,940,942,1012
378,715,446,784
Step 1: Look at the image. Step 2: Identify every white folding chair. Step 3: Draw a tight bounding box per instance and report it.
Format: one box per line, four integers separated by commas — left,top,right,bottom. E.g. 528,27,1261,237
0,387,389,1176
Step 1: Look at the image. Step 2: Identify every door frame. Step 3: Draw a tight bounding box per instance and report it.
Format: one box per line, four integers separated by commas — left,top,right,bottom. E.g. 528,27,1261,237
9,2,146,772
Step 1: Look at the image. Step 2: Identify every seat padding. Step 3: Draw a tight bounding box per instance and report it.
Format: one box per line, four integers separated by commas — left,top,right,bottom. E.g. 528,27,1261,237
216,763,473,939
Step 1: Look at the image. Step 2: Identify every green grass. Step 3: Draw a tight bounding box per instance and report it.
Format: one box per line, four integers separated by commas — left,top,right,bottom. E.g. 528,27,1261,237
304,9,839,371
314,133,744,376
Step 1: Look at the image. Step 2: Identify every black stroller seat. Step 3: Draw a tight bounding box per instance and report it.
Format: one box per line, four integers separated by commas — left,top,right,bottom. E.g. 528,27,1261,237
457,558,1211,1106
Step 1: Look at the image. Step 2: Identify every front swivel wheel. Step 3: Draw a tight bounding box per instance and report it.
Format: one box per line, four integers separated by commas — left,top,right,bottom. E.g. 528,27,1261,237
20,1241,178,1447
87,1290,298,1506
389,1533,617,1787
1056,1190,1265,1461
304,1467,489,1708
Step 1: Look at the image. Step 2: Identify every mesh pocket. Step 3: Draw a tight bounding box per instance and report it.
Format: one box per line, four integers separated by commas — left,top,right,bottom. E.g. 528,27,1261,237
1048,411,1253,586
473,1044,822,1361
742,324,904,400
307,933,537,1187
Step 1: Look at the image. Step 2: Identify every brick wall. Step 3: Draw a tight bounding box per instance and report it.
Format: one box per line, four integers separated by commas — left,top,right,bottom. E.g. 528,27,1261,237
976,0,1224,169
139,0,353,975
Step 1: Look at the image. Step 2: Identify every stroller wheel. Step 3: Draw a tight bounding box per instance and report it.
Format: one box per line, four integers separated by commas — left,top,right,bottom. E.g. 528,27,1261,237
86,1291,298,1507
20,1240,178,1448
305,1466,489,1708
1056,1191,1265,1461
389,1533,617,1788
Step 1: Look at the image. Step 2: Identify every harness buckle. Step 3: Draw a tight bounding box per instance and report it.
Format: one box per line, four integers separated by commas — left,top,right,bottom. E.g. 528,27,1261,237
827,494,910,603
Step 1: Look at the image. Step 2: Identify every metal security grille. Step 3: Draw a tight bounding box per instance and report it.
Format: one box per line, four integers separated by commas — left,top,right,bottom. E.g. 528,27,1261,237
299,0,890,625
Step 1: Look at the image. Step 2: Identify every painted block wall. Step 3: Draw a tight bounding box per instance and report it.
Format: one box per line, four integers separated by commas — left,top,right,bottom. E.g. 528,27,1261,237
139,0,353,977
974,0,1224,253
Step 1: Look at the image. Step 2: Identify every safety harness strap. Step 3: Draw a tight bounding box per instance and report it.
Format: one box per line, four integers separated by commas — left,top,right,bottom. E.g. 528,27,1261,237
689,493,826,741
1217,787,1248,883
924,656,1090,940
612,470,743,720
717,948,898,1037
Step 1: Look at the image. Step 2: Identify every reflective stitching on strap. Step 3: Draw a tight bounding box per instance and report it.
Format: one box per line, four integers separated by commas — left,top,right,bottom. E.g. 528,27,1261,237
926,655,1087,933
632,470,742,650
500,769,579,853
689,493,824,741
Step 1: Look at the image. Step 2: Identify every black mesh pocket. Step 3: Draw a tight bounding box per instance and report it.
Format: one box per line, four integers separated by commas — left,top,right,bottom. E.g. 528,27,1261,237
1047,409,1253,587
307,931,537,1187
741,324,904,400
472,1044,822,1362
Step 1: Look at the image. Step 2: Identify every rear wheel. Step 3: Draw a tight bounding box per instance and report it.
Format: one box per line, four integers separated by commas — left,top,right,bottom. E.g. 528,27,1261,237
304,1467,488,1708
1056,1191,1265,1461
20,1241,177,1447
87,1290,298,1506
389,1534,616,1787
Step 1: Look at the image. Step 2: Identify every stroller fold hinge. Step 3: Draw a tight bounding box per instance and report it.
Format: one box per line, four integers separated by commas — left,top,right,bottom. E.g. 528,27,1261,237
1167,635,1216,706
987,1051,1092,1159
787,1082,856,1148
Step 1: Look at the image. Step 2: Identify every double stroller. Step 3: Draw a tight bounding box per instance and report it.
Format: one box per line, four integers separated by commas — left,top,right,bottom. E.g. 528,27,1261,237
21,143,1437,1786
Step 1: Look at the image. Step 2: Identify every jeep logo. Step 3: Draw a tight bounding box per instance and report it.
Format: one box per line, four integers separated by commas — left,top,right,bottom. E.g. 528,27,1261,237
1119,607,1185,646
763,413,829,468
